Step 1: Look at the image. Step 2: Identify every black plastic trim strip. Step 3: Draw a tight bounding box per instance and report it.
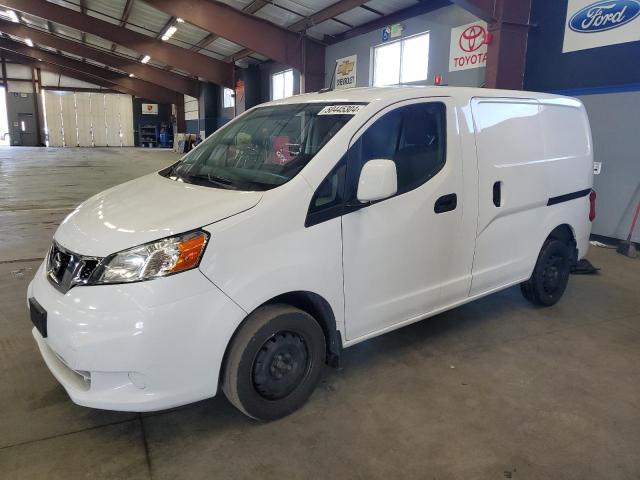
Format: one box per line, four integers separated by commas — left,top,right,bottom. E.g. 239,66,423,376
547,188,591,206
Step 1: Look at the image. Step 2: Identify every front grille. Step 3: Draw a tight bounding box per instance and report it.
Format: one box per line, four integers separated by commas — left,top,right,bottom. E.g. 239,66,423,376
47,242,102,293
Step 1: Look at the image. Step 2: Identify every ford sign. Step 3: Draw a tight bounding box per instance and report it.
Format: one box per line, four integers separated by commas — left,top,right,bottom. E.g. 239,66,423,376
569,0,640,33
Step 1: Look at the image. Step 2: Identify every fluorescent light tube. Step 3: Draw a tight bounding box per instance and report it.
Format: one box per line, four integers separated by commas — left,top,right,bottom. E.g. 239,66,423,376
6,9,19,23
161,25,177,41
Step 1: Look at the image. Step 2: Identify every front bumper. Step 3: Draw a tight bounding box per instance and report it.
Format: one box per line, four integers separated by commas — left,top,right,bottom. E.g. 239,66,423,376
27,262,246,412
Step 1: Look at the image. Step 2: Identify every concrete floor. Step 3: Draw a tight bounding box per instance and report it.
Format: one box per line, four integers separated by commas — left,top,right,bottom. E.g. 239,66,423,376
1,147,639,480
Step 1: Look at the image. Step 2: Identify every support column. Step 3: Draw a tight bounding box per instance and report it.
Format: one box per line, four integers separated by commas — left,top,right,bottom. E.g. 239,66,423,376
1,53,6,88
31,66,43,146
175,93,186,133
484,0,532,90
300,39,325,93
199,82,221,137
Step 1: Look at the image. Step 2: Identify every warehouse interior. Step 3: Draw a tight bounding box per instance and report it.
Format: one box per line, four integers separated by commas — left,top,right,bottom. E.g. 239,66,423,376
0,0,638,478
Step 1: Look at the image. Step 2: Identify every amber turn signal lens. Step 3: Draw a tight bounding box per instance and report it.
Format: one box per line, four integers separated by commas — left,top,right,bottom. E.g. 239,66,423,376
170,233,208,273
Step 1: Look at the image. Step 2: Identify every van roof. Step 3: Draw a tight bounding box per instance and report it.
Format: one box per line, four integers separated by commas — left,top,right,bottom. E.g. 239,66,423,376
262,86,573,107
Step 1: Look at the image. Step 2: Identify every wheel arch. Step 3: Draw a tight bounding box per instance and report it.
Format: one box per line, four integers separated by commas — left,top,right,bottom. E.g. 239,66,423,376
545,223,578,265
220,291,343,385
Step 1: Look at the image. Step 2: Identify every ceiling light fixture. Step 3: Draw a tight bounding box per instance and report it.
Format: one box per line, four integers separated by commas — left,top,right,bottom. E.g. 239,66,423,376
161,25,177,41
129,73,135,77
25,38,34,47
141,55,151,64
6,9,19,23
176,18,184,23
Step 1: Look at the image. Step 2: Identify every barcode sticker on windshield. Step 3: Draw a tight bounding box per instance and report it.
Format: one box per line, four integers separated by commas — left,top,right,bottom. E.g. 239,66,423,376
318,105,364,115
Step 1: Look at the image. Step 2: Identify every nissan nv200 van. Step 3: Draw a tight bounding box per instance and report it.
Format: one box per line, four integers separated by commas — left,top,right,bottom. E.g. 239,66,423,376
28,86,595,420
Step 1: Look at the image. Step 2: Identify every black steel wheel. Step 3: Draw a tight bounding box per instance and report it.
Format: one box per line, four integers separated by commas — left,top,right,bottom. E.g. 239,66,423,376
221,304,325,421
252,331,309,400
521,238,571,306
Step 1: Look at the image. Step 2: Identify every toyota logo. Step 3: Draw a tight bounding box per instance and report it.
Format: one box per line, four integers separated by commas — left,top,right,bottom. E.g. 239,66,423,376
459,25,487,53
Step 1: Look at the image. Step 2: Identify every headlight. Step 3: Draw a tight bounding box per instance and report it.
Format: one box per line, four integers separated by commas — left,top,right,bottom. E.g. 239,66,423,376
88,230,209,285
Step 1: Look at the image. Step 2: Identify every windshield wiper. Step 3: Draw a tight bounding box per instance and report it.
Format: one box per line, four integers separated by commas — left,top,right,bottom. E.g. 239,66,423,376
202,173,239,190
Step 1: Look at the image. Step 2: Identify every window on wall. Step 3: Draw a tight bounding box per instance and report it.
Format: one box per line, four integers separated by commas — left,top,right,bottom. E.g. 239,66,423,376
272,69,294,100
373,33,430,87
223,88,235,109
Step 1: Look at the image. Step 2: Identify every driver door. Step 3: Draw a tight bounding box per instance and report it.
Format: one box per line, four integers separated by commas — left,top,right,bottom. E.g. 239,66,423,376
342,99,463,341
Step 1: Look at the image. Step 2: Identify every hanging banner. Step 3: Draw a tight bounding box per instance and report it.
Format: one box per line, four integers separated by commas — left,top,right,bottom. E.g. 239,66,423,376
334,55,357,90
142,103,158,115
449,21,489,72
563,0,640,53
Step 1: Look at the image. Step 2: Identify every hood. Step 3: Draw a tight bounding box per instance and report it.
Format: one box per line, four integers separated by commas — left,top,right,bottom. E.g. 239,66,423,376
54,173,262,257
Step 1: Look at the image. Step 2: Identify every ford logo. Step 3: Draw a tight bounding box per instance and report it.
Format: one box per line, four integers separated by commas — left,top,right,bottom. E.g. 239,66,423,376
569,0,640,33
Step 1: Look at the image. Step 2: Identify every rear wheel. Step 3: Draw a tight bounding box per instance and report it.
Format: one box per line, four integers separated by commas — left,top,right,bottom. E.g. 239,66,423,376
221,304,325,421
521,238,572,306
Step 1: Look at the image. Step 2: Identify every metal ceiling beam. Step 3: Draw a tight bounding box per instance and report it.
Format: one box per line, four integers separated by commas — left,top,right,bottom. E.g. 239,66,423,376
0,0,234,87
0,19,199,96
288,0,371,32
243,1,268,15
449,0,497,22
145,0,318,73
3,51,131,92
225,47,252,63
120,0,135,26
0,37,179,103
191,32,216,51
232,0,372,62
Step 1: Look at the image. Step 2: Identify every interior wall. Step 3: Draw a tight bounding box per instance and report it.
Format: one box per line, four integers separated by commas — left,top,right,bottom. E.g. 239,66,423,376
578,92,640,243
132,97,172,146
6,91,39,146
324,4,484,89
525,0,640,92
524,0,640,242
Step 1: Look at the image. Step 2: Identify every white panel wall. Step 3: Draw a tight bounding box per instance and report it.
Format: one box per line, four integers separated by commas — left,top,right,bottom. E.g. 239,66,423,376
40,71,104,90
6,81,32,93
60,92,77,147
92,94,107,147
44,91,63,147
104,94,120,147
117,95,134,147
76,93,93,147
6,64,32,79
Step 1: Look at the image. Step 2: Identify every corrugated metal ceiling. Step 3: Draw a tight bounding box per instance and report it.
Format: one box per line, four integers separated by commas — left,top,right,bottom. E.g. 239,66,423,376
10,0,422,80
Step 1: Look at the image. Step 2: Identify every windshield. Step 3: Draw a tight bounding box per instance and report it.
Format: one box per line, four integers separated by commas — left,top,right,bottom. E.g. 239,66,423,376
160,103,365,191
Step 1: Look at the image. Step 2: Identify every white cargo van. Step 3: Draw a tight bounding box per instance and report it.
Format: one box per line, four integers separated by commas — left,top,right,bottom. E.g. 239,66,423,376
28,87,595,421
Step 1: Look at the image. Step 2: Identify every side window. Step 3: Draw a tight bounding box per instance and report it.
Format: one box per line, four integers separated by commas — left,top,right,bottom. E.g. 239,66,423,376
348,102,446,197
305,154,347,227
305,103,446,227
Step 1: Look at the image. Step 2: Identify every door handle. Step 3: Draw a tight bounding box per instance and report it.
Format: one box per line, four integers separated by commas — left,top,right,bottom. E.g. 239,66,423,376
493,181,502,207
434,193,457,214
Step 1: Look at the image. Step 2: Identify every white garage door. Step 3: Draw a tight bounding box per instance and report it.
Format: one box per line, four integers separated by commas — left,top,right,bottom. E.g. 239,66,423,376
43,91,134,147
76,93,93,147
44,91,63,147
60,92,78,147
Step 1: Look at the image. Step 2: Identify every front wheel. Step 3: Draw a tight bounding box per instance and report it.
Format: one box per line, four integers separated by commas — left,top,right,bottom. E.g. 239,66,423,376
221,304,326,421
521,238,572,306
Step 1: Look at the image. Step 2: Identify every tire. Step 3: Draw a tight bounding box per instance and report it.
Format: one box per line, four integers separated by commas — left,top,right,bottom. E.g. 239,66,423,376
520,238,572,306
221,304,326,421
